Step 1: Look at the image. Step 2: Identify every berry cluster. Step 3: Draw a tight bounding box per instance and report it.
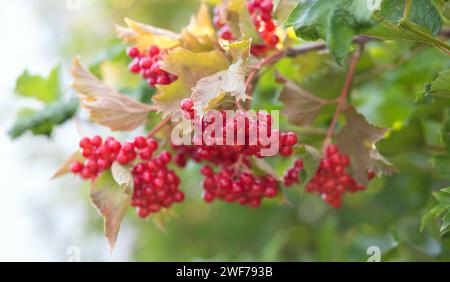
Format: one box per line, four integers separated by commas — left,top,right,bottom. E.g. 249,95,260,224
283,159,303,187
247,0,279,56
180,98,195,119
173,110,298,165
305,144,367,208
131,151,185,218
213,0,279,56
70,136,158,180
127,45,177,87
201,165,278,208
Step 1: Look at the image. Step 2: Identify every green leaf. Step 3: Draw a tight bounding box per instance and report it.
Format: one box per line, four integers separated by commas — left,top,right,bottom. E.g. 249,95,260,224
432,155,450,177
302,144,322,184
366,0,444,46
8,98,78,139
15,66,61,104
90,170,132,251
442,118,450,153
379,0,442,36
285,0,374,63
441,209,450,232
425,69,450,98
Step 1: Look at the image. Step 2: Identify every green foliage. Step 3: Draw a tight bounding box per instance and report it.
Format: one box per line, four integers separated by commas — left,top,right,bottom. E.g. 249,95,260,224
425,69,450,98
15,66,61,104
8,98,78,139
285,0,374,64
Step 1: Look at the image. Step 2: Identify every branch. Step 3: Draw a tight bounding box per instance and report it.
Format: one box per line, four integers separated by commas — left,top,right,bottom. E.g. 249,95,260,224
147,115,172,138
323,43,364,148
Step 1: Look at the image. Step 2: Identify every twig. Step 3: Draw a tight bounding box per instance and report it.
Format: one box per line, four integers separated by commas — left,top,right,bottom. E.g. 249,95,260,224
147,115,172,138
323,43,364,148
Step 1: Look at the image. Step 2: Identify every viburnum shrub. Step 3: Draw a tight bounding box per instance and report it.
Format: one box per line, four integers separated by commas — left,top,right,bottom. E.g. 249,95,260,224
16,0,446,248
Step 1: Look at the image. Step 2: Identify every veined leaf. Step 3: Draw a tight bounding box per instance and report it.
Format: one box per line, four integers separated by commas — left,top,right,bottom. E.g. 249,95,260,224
181,3,218,52
285,0,374,64
152,48,230,116
279,80,331,126
192,39,250,112
71,57,154,131
90,170,132,251
116,18,180,51
336,106,390,186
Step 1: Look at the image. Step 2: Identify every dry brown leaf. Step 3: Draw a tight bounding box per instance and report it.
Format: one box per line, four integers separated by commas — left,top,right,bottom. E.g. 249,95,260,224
51,150,83,179
279,80,331,126
336,106,391,186
71,57,154,131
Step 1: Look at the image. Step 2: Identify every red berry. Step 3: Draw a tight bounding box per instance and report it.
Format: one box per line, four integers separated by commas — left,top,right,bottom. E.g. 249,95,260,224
127,47,140,58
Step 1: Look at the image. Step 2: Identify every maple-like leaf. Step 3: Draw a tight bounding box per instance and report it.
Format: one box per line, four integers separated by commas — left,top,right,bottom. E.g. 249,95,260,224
90,170,132,251
192,40,250,112
71,57,154,131
152,48,230,116
116,18,180,51
336,106,393,186
279,80,331,126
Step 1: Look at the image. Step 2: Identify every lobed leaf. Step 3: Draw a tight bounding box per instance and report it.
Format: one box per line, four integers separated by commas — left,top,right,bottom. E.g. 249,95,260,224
15,66,61,104
279,80,331,126
90,170,132,251
336,106,390,186
71,57,154,131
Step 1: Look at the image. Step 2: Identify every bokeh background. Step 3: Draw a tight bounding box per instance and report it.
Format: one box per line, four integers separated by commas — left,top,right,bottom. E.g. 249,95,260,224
1,0,449,261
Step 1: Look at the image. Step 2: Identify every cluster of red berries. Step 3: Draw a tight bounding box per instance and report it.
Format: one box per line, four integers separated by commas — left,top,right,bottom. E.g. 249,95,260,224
131,151,185,218
213,0,279,56
127,45,177,87
201,165,278,208
180,98,195,119
70,135,158,180
305,144,372,208
283,159,303,187
173,108,298,167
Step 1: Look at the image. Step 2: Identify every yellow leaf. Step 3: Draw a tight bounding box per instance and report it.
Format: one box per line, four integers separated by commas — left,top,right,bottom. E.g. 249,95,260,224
152,48,230,116
192,40,250,112
116,18,181,51
71,57,154,131
181,3,218,52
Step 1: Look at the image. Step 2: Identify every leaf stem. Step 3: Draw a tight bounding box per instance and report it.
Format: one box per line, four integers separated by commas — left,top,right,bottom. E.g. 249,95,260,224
147,115,172,138
323,43,364,149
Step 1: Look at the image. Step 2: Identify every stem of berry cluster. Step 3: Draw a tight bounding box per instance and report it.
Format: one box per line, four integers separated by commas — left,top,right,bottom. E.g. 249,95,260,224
323,43,364,149
147,115,172,138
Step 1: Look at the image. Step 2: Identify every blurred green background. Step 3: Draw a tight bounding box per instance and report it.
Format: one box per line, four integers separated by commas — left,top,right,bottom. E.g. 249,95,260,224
1,0,450,261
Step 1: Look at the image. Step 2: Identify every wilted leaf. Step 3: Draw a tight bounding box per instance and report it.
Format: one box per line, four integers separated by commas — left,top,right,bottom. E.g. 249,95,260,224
51,150,83,179
116,18,180,51
279,80,331,126
153,48,230,116
111,162,133,186
8,98,79,139
90,170,132,251
285,0,374,63
192,40,250,112
368,149,397,177
15,66,60,104
336,106,389,186
71,57,154,131
181,3,218,52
